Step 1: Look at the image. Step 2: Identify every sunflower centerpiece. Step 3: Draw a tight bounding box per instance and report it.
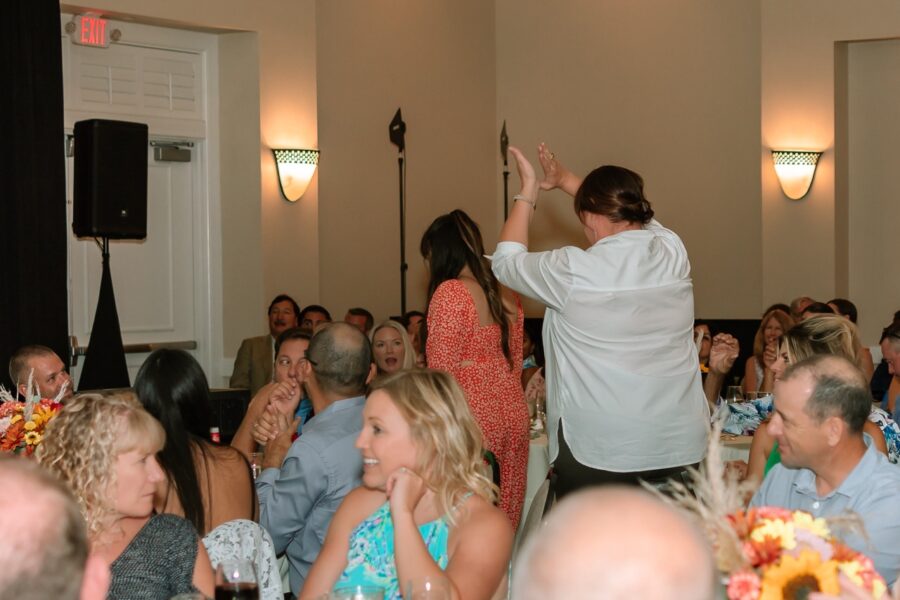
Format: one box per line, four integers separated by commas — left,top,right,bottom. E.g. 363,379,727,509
650,419,888,600
0,372,65,456
724,506,885,600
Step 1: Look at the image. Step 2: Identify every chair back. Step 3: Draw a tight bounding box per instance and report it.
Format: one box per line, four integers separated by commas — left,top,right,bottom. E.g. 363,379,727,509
513,477,550,562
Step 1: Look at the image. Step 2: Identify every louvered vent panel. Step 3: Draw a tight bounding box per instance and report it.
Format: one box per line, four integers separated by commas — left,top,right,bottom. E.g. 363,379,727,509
66,41,204,134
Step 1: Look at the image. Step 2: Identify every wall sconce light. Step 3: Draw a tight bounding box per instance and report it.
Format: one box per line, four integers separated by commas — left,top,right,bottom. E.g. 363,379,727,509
273,149,319,202
771,150,822,200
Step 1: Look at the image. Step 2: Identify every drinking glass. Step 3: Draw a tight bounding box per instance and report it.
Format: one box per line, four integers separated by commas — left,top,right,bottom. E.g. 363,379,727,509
215,559,259,600
533,395,546,432
725,386,743,404
331,586,385,600
249,452,263,480
405,577,450,600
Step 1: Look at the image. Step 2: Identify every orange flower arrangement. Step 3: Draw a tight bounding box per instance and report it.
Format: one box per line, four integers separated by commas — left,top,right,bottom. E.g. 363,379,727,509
655,419,888,600
0,391,62,456
723,508,884,600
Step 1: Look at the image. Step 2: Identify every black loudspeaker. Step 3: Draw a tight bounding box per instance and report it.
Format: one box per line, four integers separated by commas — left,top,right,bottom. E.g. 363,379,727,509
73,119,148,239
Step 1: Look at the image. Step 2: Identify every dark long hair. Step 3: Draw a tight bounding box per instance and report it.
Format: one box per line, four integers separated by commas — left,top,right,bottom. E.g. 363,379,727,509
420,210,513,367
133,349,212,533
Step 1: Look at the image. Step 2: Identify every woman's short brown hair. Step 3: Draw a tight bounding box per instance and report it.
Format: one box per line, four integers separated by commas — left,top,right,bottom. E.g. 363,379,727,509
574,165,654,224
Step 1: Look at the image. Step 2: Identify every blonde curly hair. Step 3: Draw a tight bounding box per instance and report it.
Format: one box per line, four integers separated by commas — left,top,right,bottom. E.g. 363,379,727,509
37,390,165,537
367,369,496,523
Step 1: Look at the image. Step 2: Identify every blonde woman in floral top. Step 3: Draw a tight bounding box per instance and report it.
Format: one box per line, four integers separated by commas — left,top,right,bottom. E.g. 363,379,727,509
300,370,512,600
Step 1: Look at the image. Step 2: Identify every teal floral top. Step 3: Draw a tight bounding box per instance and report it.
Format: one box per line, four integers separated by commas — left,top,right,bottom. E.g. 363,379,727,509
335,501,450,600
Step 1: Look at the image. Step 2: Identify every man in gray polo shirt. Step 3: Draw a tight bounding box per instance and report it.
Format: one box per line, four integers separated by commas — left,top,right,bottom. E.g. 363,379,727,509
257,322,374,595
751,354,900,585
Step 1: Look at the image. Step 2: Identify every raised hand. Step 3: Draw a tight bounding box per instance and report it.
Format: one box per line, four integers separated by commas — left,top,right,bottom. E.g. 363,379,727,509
508,145,538,193
536,142,563,190
536,142,582,196
709,333,740,375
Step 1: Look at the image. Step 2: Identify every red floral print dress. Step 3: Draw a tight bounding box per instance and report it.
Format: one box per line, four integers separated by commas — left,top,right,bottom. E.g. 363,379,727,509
426,279,529,528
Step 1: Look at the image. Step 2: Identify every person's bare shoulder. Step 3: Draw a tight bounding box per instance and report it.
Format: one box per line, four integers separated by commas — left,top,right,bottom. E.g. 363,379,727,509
334,486,387,529
453,495,513,550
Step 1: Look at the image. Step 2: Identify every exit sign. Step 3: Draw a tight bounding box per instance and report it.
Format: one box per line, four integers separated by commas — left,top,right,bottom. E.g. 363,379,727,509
73,15,109,48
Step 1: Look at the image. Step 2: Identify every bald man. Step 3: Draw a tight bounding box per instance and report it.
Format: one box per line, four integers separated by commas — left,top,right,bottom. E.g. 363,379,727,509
0,457,109,600
256,322,373,595
512,487,716,600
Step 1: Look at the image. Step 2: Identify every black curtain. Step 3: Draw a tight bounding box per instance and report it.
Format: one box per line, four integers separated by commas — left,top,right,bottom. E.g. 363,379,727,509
0,0,69,390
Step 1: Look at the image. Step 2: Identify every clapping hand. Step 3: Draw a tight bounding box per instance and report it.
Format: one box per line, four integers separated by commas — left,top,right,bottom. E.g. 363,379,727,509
536,142,566,190
709,334,740,375
508,146,538,198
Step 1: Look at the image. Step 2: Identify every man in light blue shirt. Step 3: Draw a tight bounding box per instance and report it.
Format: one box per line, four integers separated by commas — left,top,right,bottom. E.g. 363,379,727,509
751,354,900,585
256,323,374,595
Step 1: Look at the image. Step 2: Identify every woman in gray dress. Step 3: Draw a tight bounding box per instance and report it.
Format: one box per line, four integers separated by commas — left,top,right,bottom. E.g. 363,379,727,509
39,390,214,599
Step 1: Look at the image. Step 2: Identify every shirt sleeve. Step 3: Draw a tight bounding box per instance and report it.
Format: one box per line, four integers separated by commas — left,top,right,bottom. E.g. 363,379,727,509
256,439,326,554
165,515,201,595
490,241,574,312
749,464,785,508
426,281,468,376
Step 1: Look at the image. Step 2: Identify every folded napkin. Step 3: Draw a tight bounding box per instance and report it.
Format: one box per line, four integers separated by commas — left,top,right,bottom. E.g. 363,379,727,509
717,395,774,435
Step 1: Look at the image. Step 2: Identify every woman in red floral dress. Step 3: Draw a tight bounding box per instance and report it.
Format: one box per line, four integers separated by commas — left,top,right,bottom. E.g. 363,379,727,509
420,210,529,528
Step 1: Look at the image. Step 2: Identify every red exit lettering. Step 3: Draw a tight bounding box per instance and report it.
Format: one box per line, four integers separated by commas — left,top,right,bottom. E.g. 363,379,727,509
75,16,109,48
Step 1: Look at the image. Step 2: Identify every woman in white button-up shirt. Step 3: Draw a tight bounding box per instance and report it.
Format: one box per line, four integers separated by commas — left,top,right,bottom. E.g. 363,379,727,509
491,145,709,497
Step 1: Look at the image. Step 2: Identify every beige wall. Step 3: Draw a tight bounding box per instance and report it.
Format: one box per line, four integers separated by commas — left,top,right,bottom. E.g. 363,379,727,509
316,1,497,322
57,0,900,351
317,0,763,321
846,40,900,342
761,0,900,342
495,0,762,318
60,0,319,362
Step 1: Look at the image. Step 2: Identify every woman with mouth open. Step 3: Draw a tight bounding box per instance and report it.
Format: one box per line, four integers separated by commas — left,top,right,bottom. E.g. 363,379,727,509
371,320,416,375
299,369,513,600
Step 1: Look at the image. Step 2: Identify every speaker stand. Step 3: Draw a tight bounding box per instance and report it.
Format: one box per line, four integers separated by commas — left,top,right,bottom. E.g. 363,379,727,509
77,237,130,391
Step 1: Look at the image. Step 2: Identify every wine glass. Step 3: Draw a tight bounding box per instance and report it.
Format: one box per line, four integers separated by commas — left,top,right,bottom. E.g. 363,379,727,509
215,559,259,600
405,577,450,600
331,585,385,600
249,452,263,480
724,386,743,404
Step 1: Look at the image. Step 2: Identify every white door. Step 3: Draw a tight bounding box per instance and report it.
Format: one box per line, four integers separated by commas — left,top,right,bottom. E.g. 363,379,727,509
66,143,199,385
61,16,220,386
